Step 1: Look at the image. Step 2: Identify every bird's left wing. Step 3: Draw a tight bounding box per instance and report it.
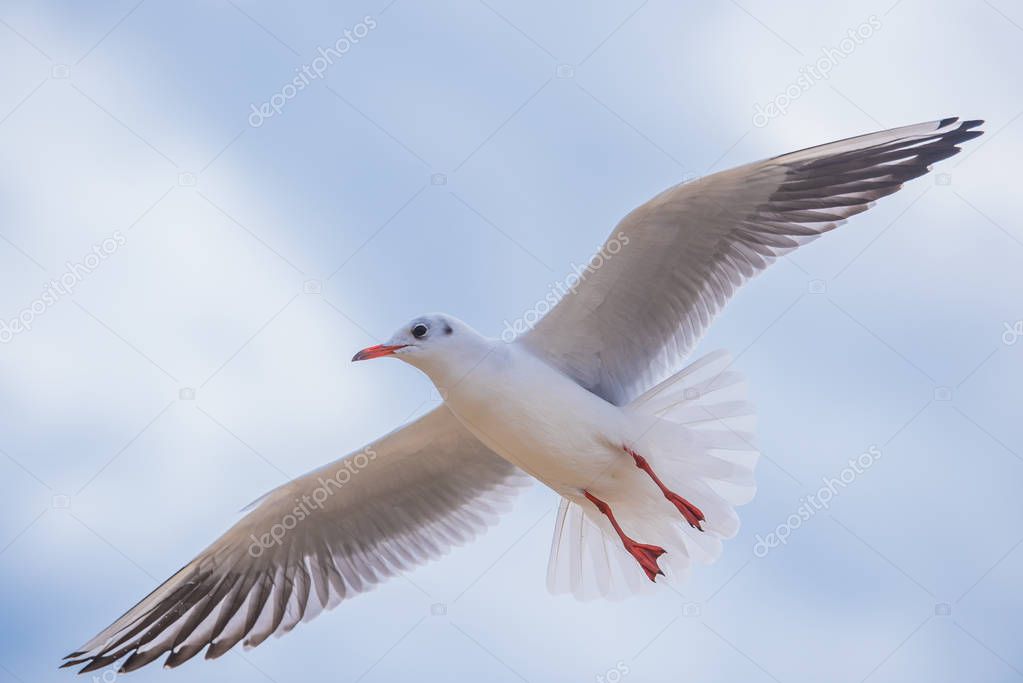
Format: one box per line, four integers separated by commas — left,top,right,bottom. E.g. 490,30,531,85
62,406,526,674
521,117,983,405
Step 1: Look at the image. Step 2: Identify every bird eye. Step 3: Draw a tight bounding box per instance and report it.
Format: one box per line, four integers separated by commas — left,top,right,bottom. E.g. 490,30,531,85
411,323,429,339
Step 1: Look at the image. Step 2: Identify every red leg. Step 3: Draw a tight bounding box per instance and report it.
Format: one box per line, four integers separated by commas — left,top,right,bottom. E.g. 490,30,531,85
583,490,665,582
626,447,706,531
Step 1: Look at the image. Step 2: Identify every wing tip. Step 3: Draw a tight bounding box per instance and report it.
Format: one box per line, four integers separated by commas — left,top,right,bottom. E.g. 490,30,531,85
59,652,101,673
938,116,984,130
939,117,985,142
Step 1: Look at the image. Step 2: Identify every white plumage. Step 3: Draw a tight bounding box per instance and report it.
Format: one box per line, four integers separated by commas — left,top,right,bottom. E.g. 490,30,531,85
64,117,982,674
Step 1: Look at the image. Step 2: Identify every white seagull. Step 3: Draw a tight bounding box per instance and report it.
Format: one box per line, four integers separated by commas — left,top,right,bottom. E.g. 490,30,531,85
64,117,982,673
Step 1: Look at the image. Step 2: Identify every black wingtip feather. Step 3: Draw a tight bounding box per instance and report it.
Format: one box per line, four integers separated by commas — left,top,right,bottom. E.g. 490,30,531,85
767,115,985,219
77,654,121,674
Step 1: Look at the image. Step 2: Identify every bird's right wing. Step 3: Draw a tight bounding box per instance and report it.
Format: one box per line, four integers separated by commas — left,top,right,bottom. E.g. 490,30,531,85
63,406,527,674
521,118,983,405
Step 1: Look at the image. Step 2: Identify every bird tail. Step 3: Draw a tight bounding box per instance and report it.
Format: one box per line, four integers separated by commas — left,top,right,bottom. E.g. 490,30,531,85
546,350,758,600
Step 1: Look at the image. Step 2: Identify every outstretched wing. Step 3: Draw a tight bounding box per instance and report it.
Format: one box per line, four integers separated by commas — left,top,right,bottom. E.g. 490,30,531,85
522,117,983,405
63,407,527,674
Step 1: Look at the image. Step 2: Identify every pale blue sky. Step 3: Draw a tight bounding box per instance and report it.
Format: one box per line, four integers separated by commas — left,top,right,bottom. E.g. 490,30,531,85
1,1,1021,682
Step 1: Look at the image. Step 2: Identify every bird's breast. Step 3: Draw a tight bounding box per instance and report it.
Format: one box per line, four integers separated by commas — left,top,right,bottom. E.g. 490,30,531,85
441,352,625,491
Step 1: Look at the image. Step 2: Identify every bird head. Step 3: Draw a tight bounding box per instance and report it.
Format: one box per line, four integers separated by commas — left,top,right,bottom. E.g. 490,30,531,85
352,313,492,380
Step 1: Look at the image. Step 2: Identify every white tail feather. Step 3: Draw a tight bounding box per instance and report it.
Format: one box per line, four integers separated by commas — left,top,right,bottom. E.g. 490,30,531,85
546,350,758,599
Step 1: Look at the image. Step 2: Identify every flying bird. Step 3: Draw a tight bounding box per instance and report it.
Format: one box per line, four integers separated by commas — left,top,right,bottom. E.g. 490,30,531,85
64,117,983,673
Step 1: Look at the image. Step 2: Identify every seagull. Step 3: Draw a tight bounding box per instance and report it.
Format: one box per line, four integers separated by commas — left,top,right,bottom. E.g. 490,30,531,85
64,117,982,673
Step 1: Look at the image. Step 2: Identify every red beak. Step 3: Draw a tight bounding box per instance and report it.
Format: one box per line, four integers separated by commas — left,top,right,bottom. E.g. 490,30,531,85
352,344,408,362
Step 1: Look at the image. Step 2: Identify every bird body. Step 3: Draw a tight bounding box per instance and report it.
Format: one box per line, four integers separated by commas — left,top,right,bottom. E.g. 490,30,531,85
63,117,984,673
362,316,758,590
416,331,628,494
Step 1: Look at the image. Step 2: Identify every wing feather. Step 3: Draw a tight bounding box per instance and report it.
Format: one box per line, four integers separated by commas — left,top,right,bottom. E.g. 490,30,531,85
63,406,526,672
523,118,983,404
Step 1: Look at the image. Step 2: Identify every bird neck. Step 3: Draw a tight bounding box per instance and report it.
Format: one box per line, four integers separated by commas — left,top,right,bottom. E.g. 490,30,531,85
412,336,501,395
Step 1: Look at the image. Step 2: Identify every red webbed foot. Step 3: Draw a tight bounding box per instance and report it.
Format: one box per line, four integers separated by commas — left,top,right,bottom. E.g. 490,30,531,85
623,539,667,581
664,491,705,530
627,447,706,532
584,490,667,582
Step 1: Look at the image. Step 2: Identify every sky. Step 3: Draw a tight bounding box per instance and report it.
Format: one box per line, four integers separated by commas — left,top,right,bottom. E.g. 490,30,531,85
0,0,1021,682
